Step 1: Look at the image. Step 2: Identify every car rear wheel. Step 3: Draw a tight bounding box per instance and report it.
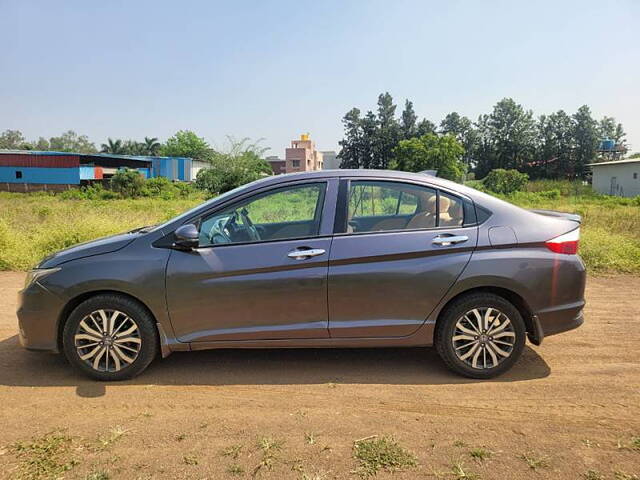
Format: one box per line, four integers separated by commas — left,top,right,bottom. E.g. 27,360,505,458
435,293,526,379
62,294,158,381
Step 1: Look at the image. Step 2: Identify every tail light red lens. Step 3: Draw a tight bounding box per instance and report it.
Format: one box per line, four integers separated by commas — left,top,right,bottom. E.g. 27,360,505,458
545,228,580,254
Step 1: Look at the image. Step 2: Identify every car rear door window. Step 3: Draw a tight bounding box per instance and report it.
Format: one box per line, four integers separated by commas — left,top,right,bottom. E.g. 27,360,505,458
346,181,437,233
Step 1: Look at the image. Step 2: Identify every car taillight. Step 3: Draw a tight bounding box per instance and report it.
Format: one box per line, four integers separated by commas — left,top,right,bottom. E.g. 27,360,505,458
545,228,580,254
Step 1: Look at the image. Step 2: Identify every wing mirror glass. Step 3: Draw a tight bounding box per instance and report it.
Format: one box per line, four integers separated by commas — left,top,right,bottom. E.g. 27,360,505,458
173,224,199,250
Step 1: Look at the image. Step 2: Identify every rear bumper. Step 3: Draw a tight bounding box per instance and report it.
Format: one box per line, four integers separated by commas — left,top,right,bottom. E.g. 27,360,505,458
528,302,584,345
17,282,64,353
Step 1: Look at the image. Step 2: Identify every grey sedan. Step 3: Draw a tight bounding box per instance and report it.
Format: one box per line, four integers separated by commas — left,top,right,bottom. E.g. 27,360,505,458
17,170,586,380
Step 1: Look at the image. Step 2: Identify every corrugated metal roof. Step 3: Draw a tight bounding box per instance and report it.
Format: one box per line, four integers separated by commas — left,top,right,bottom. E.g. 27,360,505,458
0,149,191,161
588,158,640,166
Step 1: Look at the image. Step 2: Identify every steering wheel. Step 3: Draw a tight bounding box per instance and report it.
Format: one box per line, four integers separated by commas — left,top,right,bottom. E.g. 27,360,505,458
238,208,261,241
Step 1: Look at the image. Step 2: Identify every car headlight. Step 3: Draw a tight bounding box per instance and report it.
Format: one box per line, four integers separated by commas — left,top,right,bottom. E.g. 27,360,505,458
24,268,61,288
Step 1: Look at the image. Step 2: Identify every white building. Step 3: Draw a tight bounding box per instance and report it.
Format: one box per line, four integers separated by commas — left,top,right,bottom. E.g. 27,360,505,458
321,151,339,169
588,158,640,197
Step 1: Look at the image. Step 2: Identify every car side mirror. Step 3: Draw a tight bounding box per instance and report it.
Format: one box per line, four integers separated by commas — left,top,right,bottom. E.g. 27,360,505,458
173,224,199,250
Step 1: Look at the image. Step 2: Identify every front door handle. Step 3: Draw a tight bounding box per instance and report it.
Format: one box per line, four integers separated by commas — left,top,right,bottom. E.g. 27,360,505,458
287,248,326,260
432,235,468,246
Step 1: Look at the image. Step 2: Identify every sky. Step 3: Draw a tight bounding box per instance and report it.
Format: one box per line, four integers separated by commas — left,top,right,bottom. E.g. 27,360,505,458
1,0,639,157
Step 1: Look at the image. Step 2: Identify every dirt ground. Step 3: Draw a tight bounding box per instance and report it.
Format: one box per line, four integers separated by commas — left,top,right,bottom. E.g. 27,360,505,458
0,272,638,479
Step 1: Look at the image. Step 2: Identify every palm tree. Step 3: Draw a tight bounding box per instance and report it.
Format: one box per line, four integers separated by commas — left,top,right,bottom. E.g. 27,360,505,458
144,137,161,156
101,138,125,154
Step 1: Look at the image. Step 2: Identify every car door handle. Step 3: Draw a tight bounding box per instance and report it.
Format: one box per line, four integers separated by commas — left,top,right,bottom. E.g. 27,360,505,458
432,235,468,246
287,248,326,259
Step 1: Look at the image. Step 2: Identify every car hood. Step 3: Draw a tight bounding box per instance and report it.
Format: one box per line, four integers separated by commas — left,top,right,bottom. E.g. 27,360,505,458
38,232,139,268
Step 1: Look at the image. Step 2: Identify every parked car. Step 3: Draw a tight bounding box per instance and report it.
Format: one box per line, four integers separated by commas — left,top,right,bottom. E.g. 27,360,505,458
17,170,586,380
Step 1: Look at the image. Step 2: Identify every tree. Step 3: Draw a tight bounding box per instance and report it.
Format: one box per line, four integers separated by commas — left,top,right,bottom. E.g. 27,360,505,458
101,138,125,154
338,108,363,168
194,137,272,196
161,130,212,161
0,130,29,149
34,137,50,150
534,110,573,179
473,98,536,177
195,151,271,197
374,92,400,169
390,133,465,180
48,130,97,153
440,112,477,170
143,137,161,156
416,119,436,136
572,105,599,179
400,100,417,140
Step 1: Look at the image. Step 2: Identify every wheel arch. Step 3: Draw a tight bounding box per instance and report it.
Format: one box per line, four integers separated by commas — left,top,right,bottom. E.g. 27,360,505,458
56,289,160,353
433,285,536,340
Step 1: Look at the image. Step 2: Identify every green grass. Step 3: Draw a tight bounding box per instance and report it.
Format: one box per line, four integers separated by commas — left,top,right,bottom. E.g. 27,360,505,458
10,431,78,480
1,179,639,273
352,436,417,477
0,192,203,270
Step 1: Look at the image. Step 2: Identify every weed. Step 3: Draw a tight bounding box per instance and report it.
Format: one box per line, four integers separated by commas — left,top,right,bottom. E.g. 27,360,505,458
453,440,468,448
11,431,78,480
221,444,243,460
183,454,198,465
615,472,640,480
352,435,417,477
97,426,128,450
631,436,640,450
305,432,316,445
175,433,186,442
583,470,604,480
450,459,480,480
520,452,550,470
85,471,110,480
226,464,244,476
582,439,600,448
469,447,492,461
252,436,283,474
302,471,329,480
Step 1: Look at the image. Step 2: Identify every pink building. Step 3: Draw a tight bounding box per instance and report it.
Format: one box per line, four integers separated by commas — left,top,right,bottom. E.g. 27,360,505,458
285,134,323,173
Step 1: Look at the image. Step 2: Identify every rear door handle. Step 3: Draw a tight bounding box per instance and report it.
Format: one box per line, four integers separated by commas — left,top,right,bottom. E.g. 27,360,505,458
287,248,326,260
432,235,468,246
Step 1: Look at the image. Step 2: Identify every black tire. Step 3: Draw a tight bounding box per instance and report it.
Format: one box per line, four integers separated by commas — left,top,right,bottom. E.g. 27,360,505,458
435,292,526,379
62,294,158,381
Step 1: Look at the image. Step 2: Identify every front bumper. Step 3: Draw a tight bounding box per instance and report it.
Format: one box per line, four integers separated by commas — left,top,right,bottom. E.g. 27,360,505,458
17,281,64,353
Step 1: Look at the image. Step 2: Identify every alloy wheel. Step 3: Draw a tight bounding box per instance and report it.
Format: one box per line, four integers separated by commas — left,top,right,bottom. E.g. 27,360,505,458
74,309,141,372
451,307,516,370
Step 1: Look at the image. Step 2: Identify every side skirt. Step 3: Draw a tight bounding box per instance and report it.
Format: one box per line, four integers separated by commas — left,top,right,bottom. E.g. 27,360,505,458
184,322,436,351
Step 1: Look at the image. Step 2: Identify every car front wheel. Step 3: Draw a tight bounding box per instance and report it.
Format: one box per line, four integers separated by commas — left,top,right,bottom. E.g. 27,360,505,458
62,294,158,381
435,293,526,379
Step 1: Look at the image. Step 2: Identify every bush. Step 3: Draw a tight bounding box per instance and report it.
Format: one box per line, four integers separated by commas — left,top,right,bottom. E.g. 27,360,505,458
110,168,145,198
144,176,175,197
195,151,271,197
482,169,529,195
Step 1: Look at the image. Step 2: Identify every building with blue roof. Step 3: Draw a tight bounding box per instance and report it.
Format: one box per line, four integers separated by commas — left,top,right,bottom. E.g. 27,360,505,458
0,150,199,192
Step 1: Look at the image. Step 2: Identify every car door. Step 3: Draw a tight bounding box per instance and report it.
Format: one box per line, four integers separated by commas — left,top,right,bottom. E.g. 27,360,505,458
166,179,337,343
328,178,478,338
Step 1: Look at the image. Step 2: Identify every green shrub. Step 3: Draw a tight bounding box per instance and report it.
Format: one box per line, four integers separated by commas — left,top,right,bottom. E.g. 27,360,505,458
482,169,529,195
110,168,145,198
144,177,175,198
195,152,271,197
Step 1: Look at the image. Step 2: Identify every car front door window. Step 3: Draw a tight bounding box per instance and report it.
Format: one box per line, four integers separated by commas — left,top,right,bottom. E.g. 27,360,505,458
199,183,326,246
